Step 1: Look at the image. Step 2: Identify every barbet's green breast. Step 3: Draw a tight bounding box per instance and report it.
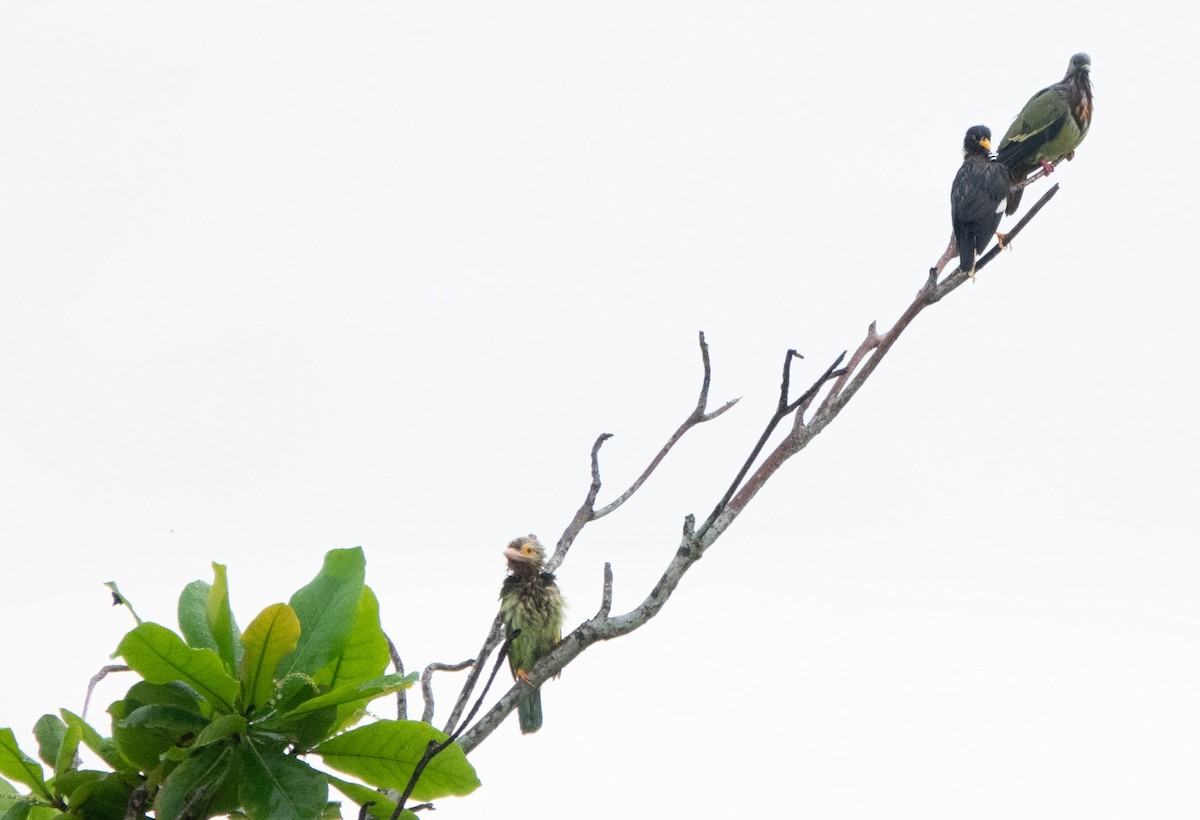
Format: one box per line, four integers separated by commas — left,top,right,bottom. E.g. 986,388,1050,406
500,572,564,674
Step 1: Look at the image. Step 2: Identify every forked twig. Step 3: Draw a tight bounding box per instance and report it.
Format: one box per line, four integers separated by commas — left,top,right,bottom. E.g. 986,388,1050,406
545,331,738,573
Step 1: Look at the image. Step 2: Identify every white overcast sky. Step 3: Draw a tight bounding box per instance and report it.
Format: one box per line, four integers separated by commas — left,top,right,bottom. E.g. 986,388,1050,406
2,2,1198,818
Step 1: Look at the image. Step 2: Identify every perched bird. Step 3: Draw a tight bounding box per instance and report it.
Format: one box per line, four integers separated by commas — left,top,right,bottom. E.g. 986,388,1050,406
951,125,1009,277
499,535,565,734
996,52,1093,214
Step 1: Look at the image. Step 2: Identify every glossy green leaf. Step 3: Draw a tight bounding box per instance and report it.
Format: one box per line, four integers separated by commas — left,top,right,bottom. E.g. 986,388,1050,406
314,586,389,691
0,730,49,801
1,803,31,820
109,682,204,773
255,677,337,751
238,736,327,820
314,720,479,801
58,771,135,820
324,774,415,820
53,723,81,779
121,681,204,715
178,581,217,652
59,711,130,774
153,745,234,820
31,717,65,769
116,622,239,713
112,704,209,774
192,714,247,750
283,674,416,720
239,604,301,711
52,769,110,814
118,704,210,734
271,677,321,717
279,548,365,678
207,563,243,675
0,777,20,817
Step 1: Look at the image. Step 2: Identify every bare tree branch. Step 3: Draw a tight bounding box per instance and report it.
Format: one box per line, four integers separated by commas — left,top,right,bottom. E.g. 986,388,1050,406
441,617,504,736
385,633,407,720
420,659,475,724
83,664,130,722
591,331,739,521
454,184,1063,755
596,562,613,618
545,331,738,574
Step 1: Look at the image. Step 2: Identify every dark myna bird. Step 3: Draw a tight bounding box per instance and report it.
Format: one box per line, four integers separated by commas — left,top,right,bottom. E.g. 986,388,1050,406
499,535,564,734
996,52,1093,214
951,125,1009,277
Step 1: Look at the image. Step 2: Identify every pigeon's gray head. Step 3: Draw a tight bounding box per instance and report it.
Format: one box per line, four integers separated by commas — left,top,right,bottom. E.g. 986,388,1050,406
1067,53,1092,76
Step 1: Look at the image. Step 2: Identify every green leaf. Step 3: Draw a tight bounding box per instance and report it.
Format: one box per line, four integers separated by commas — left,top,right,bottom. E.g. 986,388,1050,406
178,581,217,652
104,581,142,624
0,777,21,816
282,674,416,720
153,745,234,820
50,768,101,793
113,704,210,773
207,563,243,676
314,586,389,692
109,682,205,773
279,548,366,678
271,677,321,718
59,711,130,774
0,730,50,801
1,803,31,820
255,678,337,751
314,720,480,801
58,771,135,820
53,723,81,779
118,704,210,734
239,604,301,712
50,768,105,808
116,622,239,713
238,736,327,820
313,587,391,729
324,775,415,820
31,717,65,769
192,714,247,750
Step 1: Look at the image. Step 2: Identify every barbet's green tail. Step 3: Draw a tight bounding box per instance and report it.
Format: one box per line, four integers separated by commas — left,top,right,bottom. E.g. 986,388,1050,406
518,688,542,734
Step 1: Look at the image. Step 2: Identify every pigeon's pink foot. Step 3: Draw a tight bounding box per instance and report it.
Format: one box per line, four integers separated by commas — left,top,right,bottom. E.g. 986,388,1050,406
1038,159,1056,174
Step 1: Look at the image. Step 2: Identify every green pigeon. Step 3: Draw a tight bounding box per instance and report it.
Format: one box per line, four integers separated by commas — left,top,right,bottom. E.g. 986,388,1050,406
996,52,1093,214
951,125,1010,277
499,534,564,734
